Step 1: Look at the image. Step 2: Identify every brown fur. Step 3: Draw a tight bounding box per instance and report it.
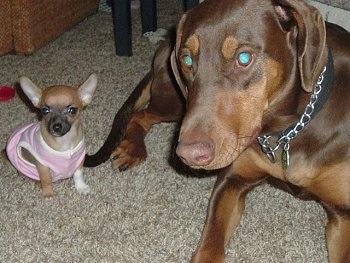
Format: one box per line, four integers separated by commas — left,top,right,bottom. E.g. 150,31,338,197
85,0,350,261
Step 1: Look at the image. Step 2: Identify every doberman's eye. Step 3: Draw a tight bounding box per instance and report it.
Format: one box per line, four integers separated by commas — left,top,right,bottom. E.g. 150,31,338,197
237,52,252,66
184,55,193,67
181,55,193,72
67,106,77,115
42,106,50,115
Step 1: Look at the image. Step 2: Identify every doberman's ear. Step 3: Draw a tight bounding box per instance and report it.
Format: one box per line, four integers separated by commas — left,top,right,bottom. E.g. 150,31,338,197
171,13,188,97
274,0,328,92
170,51,187,97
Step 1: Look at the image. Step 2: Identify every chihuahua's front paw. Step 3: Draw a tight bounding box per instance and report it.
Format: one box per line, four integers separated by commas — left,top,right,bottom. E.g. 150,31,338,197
37,180,54,197
42,187,54,198
75,182,91,195
73,171,90,195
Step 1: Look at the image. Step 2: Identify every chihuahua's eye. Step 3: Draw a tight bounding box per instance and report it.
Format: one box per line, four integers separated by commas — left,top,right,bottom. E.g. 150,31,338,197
237,52,253,67
67,106,77,115
42,107,50,115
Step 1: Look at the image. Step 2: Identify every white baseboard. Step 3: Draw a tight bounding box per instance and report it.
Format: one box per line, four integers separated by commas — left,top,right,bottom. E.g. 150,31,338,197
308,0,350,31
198,0,349,32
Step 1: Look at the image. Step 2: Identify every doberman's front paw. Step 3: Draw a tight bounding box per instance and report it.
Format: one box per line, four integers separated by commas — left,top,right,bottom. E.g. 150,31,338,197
110,139,147,171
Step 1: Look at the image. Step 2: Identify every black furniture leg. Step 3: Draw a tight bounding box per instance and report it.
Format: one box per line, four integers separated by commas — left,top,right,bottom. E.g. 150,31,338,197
184,0,199,11
112,0,132,56
111,0,199,57
141,0,157,34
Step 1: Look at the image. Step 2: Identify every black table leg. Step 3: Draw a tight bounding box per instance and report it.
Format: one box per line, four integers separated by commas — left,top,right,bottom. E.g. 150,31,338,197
111,0,199,56
112,0,132,56
184,0,199,11
141,0,157,34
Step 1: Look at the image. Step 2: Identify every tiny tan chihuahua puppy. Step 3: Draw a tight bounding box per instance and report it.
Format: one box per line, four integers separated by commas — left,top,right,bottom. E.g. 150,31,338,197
5,74,97,197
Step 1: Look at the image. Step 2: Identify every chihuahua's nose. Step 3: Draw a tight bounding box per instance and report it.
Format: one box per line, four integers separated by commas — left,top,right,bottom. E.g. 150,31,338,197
49,114,71,136
53,123,62,133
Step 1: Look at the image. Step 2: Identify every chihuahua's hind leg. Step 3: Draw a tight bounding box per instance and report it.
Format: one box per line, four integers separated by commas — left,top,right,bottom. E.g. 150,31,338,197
1,149,9,160
73,167,90,195
21,148,54,197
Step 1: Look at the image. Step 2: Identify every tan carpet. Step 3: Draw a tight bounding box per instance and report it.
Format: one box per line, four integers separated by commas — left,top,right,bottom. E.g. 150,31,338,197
0,1,331,262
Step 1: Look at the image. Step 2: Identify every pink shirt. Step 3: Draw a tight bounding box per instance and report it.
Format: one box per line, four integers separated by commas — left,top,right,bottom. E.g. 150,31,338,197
6,123,86,182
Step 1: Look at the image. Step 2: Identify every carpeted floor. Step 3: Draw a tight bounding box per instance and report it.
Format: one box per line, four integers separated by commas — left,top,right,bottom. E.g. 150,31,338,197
1,1,348,262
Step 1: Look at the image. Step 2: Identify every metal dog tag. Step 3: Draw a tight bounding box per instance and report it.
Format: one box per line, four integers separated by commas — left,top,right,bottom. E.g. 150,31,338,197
281,144,290,169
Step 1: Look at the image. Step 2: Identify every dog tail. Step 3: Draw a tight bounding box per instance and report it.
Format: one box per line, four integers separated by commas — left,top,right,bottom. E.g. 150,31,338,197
84,72,153,167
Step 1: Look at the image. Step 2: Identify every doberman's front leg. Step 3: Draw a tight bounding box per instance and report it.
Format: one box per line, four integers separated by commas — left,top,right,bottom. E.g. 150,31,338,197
111,75,184,171
111,110,178,170
325,208,350,263
191,169,265,263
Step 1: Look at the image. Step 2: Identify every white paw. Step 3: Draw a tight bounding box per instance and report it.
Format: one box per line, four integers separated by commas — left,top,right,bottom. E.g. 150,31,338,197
73,169,90,195
75,182,91,195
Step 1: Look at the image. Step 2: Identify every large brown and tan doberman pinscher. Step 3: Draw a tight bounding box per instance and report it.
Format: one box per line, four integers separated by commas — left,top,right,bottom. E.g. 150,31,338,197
85,0,350,262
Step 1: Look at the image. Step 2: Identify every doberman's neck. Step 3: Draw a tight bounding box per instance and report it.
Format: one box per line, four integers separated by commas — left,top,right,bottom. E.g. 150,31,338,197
257,49,334,169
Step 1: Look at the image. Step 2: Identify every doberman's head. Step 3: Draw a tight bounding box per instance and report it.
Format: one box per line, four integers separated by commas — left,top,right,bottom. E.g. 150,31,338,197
172,0,328,170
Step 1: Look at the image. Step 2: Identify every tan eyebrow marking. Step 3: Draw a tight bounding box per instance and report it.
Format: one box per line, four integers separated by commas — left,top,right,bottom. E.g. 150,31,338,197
221,36,239,59
186,34,199,56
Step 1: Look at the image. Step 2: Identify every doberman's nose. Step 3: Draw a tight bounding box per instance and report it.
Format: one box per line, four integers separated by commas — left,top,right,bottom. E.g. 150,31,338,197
176,132,215,167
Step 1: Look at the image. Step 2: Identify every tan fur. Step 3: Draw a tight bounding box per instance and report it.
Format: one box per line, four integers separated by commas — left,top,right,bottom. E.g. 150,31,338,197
221,36,238,59
6,74,97,197
186,34,200,56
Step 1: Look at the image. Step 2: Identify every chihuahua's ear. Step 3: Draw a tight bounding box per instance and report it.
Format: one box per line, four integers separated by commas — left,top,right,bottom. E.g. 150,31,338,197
19,76,42,107
78,73,98,106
